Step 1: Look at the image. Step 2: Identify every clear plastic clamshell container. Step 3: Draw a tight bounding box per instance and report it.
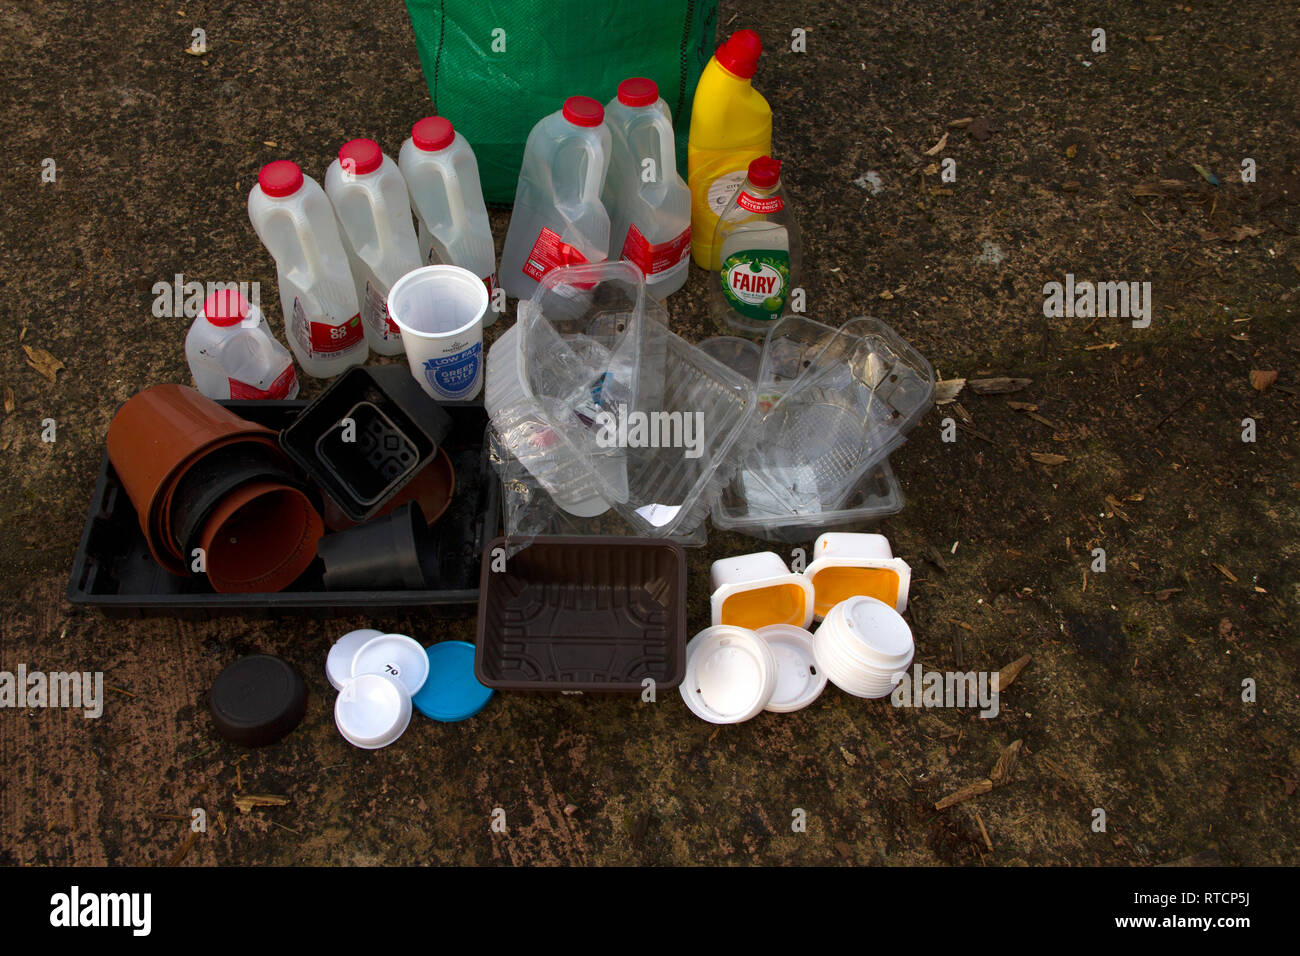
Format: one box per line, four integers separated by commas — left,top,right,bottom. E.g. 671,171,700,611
488,261,754,538
712,315,932,536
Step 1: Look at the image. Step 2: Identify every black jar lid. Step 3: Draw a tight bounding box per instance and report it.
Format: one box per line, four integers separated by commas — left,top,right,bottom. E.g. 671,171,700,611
210,654,307,746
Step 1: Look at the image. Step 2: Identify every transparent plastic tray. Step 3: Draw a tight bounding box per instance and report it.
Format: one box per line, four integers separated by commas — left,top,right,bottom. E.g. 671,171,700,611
502,261,754,538
711,459,904,543
733,315,933,517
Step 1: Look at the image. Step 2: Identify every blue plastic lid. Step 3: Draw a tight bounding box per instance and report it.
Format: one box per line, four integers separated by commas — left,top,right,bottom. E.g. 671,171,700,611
412,641,494,722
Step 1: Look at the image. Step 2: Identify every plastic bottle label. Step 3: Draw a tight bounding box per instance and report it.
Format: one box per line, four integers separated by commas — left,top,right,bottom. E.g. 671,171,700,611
291,298,365,357
737,191,784,214
621,224,692,276
521,227,589,282
720,250,790,321
421,342,482,399
228,364,297,400
707,171,748,215
363,279,401,340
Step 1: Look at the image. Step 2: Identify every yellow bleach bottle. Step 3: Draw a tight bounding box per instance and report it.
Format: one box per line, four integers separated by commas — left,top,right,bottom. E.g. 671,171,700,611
688,29,771,269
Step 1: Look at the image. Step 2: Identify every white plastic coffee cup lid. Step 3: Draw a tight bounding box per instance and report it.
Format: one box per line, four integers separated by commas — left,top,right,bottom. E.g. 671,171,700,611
755,624,826,713
680,626,776,724
334,672,412,749
831,596,914,667
326,628,384,691
351,633,430,696
813,627,903,698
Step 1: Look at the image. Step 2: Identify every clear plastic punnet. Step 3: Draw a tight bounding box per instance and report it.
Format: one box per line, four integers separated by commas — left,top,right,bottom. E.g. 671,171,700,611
720,315,933,525
490,261,754,538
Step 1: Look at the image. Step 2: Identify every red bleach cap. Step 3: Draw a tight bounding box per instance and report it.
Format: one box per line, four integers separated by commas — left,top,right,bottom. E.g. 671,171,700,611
715,29,762,79
747,156,781,188
617,78,659,107
338,138,382,175
562,96,604,127
204,289,250,327
258,160,303,197
411,116,455,151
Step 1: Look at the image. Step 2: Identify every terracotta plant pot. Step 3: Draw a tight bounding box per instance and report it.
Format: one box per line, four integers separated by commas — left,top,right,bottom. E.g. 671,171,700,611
106,385,279,572
198,480,324,594
321,446,456,532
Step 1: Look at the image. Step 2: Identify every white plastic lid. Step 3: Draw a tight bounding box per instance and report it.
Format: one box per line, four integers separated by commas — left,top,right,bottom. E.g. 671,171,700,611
351,633,430,696
679,626,776,724
833,596,914,667
334,672,412,749
755,624,826,713
326,628,384,691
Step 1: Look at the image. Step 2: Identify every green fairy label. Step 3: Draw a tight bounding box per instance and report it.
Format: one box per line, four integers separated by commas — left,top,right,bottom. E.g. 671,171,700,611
720,250,790,321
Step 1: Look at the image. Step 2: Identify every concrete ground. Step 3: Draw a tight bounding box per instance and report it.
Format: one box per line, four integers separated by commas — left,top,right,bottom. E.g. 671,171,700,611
0,0,1296,865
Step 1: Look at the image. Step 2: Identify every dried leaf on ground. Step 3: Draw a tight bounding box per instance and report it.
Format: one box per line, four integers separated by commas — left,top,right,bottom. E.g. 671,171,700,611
233,794,290,813
966,116,993,141
948,117,973,129
998,653,1032,690
3,387,13,414
934,378,966,404
1030,452,1069,466
22,346,63,384
989,739,1023,787
1153,588,1182,601
1212,563,1238,583
924,131,949,157
1249,369,1277,392
968,377,1031,395
935,778,993,811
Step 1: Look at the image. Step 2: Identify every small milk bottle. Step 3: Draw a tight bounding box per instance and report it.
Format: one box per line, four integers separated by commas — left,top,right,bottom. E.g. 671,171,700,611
398,117,500,324
185,289,299,400
324,138,423,356
248,160,367,377
499,96,612,300
602,78,692,299
711,156,802,336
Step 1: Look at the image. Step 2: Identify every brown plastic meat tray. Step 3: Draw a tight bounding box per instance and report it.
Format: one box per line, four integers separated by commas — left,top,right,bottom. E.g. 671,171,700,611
474,536,687,692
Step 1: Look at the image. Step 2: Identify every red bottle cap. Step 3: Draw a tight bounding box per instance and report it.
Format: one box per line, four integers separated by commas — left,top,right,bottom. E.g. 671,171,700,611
411,116,455,152
747,156,781,189
617,78,659,107
715,29,762,79
562,96,604,127
338,138,383,175
257,160,303,198
203,289,250,328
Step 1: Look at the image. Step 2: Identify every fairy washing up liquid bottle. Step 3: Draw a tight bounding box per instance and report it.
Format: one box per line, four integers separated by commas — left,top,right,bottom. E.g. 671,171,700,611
325,138,423,356
500,96,612,300
602,78,692,299
688,29,771,269
249,160,367,377
711,156,801,336
399,116,499,323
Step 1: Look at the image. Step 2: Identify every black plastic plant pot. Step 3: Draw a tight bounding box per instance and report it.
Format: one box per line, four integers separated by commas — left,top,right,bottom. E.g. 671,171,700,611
280,365,453,523
168,442,302,561
317,502,435,591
